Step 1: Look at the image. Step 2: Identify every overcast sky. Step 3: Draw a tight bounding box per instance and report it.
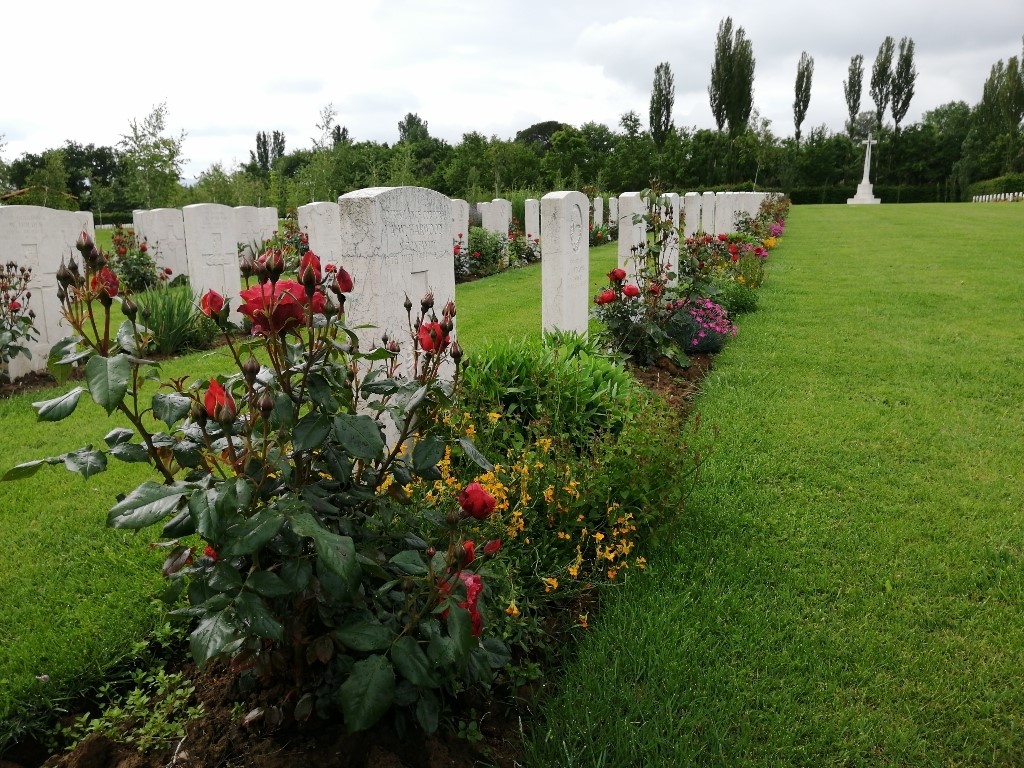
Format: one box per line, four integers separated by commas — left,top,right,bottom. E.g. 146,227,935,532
3,1,1022,181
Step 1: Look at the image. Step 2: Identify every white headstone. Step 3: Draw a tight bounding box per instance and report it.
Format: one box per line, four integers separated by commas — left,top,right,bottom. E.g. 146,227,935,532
450,199,469,245
541,191,590,335
608,197,619,225
616,192,646,276
182,204,242,316
337,186,455,366
524,198,540,246
234,206,265,258
132,208,188,278
683,192,701,237
713,192,735,235
593,196,604,228
701,192,718,235
297,202,345,265
481,198,512,237
0,206,94,379
259,207,278,239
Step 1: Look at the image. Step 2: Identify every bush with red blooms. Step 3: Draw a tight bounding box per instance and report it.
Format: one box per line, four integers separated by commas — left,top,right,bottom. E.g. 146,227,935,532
5,232,510,735
0,259,39,378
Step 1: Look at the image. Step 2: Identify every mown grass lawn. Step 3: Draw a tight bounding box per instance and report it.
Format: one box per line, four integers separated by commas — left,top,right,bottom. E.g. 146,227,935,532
525,203,1024,766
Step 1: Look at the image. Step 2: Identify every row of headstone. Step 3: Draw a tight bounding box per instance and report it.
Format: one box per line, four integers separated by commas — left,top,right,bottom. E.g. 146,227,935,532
972,193,1024,202
132,205,278,279
0,206,94,380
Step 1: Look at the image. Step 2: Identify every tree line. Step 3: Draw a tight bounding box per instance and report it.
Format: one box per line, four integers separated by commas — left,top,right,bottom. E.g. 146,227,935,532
1,25,1021,218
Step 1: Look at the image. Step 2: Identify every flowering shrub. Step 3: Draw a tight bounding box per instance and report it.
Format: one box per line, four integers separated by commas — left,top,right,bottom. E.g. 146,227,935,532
466,226,507,278
453,233,470,281
245,215,307,273
589,222,611,247
0,260,38,379
507,216,541,266
109,225,165,293
667,297,738,354
4,232,511,734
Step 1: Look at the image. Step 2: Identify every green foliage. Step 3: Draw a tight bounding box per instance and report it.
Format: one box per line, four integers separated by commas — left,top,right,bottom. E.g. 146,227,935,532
466,226,507,277
109,225,163,293
0,260,39,372
136,285,217,356
711,276,759,314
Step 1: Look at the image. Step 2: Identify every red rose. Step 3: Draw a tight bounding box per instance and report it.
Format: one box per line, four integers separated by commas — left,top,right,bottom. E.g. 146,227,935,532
334,266,354,293
139,242,148,253
238,280,310,336
90,266,119,298
608,267,626,282
453,244,461,255
457,233,463,239
8,300,21,312
164,268,173,276
117,246,127,257
718,233,728,242
650,283,663,296
594,289,617,305
204,378,235,421
299,251,322,283
458,571,484,636
483,539,502,556
311,290,327,314
462,540,476,565
623,284,640,298
418,321,449,353
200,290,224,318
325,263,337,273
203,545,219,562
458,482,496,520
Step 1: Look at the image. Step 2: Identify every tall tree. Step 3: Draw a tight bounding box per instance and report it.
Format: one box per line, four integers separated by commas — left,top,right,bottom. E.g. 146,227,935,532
118,102,186,209
397,113,430,144
251,131,270,173
649,61,676,149
843,55,864,136
793,51,814,145
891,37,918,137
870,36,895,132
708,17,734,132
271,131,286,162
708,17,756,137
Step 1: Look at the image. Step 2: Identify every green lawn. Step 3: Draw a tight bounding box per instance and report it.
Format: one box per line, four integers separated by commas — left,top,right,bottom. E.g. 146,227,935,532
525,203,1024,766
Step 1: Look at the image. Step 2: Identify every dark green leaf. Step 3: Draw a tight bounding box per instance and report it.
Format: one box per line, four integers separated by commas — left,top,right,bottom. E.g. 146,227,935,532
391,636,436,688
280,559,313,592
33,387,84,422
415,691,440,734
245,570,293,598
234,591,284,642
162,508,196,537
208,561,243,592
220,507,286,557
288,512,322,539
171,440,203,468
2,460,44,481
459,437,494,472
446,606,474,660
152,393,192,428
335,621,395,653
190,610,239,669
306,373,339,411
338,655,395,732
293,413,331,453
107,482,189,529
312,530,359,584
86,354,130,415
389,550,427,576
64,447,107,479
110,442,151,463
360,377,400,396
103,428,134,447
412,436,445,474
115,319,139,354
333,414,385,460
481,638,511,669
190,489,224,540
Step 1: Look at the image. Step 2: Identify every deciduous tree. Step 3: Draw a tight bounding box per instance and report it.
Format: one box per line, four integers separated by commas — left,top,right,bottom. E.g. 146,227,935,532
793,51,814,145
870,37,895,132
649,61,675,149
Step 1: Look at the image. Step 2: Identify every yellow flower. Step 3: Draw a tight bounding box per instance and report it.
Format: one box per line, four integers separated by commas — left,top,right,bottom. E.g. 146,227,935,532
543,577,559,592
465,424,476,437
535,436,553,453
593,532,605,542
487,411,502,423
607,568,618,580
577,613,589,629
543,486,555,504
505,602,520,617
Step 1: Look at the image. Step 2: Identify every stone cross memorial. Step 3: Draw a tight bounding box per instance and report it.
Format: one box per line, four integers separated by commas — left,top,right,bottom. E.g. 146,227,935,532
541,191,590,335
848,133,882,204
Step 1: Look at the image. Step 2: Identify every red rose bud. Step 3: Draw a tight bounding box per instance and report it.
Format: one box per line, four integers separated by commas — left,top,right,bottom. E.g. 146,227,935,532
203,545,219,562
264,249,285,279
242,355,261,386
483,539,502,556
90,266,119,302
443,300,456,318
240,255,255,279
200,290,225,318
420,291,434,313
650,283,663,296
718,233,728,242
75,231,94,255
458,482,496,520
462,540,476,565
594,289,617,305
8,300,20,312
139,242,148,253
334,266,354,293
299,251,322,283
623,284,640,298
204,378,236,421
450,340,463,366
417,321,449,353
608,267,626,282
122,297,138,321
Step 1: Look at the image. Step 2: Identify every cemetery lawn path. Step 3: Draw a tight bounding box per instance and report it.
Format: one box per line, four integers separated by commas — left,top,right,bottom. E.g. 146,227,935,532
525,203,1024,767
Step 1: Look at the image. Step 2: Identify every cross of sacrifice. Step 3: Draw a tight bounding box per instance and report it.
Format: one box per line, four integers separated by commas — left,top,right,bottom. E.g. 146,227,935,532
860,133,877,184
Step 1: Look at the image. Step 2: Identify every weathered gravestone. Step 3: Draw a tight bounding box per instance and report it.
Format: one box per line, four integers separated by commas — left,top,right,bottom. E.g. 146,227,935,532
182,204,242,318
0,206,94,379
608,197,618,227
713,192,735,235
481,198,512,237
701,192,718,235
297,202,345,265
234,206,278,258
337,186,456,368
450,199,469,246
132,208,188,277
541,191,589,335
524,198,540,248
683,192,702,237
616,192,646,277
593,196,604,228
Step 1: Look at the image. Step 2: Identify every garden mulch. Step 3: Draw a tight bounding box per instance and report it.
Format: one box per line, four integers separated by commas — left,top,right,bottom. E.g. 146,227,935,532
4,355,711,768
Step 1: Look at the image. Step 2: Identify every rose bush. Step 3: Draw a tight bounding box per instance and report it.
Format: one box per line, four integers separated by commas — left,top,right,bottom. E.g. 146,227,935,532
0,260,39,380
4,234,509,735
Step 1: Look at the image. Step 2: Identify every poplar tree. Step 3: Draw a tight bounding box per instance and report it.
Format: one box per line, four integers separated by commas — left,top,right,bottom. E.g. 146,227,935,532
793,51,814,145
870,36,895,132
649,62,676,149
891,37,918,138
844,54,864,136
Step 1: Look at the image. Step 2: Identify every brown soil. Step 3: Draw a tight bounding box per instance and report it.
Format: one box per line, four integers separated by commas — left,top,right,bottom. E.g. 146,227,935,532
5,356,711,768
